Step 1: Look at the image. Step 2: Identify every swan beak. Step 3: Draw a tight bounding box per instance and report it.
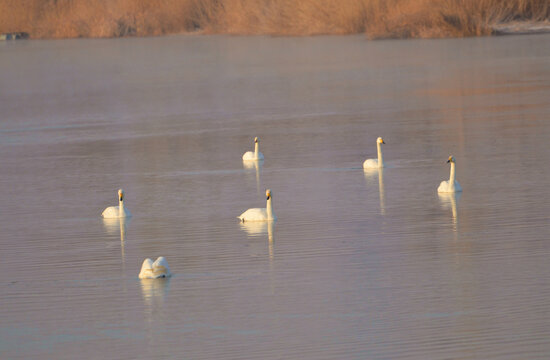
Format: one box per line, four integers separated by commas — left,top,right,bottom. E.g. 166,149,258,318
446,159,451,163
382,140,385,144
119,194,124,201
266,195,271,200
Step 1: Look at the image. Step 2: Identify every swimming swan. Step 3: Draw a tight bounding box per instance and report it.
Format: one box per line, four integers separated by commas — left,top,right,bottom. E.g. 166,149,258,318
242,137,264,161
237,189,277,222
101,189,132,218
363,137,385,169
438,156,462,193
138,257,171,279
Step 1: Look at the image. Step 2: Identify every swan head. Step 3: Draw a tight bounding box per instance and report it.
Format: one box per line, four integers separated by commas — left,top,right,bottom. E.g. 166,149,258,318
118,189,124,201
266,189,272,200
377,137,385,144
447,156,456,164
254,137,259,143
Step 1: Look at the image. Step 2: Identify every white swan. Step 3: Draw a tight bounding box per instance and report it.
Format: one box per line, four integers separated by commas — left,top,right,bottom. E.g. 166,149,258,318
438,156,462,193
242,137,264,161
102,189,131,218
138,257,171,279
237,189,277,222
363,137,385,169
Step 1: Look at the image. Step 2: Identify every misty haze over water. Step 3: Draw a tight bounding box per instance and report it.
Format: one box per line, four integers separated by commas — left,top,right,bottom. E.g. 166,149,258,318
1,34,550,359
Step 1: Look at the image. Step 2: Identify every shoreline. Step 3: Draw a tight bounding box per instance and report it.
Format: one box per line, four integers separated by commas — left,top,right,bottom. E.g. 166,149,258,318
3,22,550,41
492,21,550,36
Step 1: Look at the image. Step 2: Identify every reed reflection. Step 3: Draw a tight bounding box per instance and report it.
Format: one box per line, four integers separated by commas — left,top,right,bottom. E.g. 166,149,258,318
364,167,386,215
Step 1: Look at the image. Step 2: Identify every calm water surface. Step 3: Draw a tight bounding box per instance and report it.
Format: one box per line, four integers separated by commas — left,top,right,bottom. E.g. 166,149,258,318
1,34,550,359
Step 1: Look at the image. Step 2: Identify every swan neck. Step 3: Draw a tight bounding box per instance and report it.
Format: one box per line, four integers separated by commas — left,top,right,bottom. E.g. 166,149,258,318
449,162,456,184
377,142,384,167
119,199,124,215
266,197,274,220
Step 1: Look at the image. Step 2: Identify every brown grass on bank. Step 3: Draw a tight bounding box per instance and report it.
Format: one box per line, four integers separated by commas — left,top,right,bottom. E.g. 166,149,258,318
0,0,549,39
364,0,550,38
0,0,200,38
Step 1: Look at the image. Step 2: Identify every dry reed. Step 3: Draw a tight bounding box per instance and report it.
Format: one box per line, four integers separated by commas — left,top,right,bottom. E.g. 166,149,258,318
0,0,548,39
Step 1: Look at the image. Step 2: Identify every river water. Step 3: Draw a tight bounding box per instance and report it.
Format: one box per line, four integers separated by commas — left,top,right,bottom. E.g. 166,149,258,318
1,34,550,359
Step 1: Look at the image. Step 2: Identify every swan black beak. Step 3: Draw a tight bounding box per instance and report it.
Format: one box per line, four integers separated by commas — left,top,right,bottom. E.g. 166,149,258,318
266,195,270,200
446,159,451,163
382,140,385,144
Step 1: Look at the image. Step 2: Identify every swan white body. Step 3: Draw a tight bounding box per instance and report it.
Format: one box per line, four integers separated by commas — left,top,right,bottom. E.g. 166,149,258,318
102,189,131,218
242,137,264,161
138,257,171,279
363,137,385,169
438,156,462,193
238,189,276,222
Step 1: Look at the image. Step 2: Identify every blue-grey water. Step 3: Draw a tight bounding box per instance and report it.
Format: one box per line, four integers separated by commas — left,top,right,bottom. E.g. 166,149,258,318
1,34,550,359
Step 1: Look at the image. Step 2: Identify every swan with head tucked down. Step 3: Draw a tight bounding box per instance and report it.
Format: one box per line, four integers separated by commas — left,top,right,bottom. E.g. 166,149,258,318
438,156,462,193
237,189,276,222
102,189,131,218
363,137,385,169
138,257,171,279
242,137,264,161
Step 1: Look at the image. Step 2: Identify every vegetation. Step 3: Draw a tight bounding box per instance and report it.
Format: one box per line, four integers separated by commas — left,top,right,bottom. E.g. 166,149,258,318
1,0,548,39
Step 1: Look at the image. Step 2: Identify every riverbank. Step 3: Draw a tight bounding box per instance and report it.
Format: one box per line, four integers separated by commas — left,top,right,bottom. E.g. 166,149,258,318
1,0,549,39
492,20,550,35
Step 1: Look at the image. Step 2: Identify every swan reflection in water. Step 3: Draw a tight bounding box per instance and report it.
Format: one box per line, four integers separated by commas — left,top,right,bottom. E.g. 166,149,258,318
239,220,275,260
102,216,131,269
140,277,171,338
364,167,386,215
242,159,263,196
438,192,461,231
140,277,171,309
